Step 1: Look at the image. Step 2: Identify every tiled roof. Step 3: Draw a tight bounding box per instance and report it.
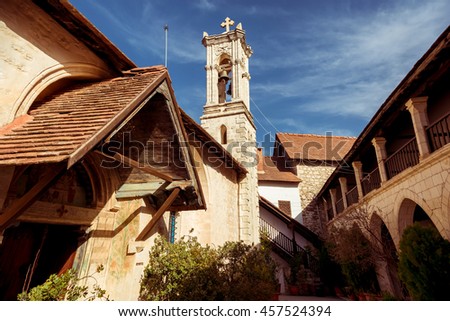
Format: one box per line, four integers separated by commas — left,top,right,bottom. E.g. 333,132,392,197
179,109,247,175
0,66,167,166
257,150,300,183
276,133,356,161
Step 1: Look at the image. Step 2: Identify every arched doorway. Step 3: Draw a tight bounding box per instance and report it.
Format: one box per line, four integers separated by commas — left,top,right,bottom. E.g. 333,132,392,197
0,162,97,300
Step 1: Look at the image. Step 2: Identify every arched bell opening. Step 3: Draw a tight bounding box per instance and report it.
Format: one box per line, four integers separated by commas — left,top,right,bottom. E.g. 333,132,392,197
217,54,232,103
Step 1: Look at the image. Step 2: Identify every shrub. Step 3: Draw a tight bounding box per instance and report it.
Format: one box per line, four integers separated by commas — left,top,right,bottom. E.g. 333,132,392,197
139,236,278,300
18,265,108,301
398,223,450,300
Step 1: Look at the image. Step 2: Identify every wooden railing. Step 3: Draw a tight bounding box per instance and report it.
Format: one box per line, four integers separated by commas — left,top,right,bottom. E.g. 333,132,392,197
346,186,359,207
260,217,294,256
361,167,381,195
335,198,344,214
259,217,320,274
385,138,419,179
427,112,450,152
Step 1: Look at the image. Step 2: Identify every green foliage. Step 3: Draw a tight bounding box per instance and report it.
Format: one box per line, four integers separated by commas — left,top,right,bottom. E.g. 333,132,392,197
398,223,450,300
139,236,278,301
328,224,379,293
18,265,109,301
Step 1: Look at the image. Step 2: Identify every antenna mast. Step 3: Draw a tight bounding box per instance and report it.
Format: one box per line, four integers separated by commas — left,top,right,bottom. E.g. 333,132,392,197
164,24,168,67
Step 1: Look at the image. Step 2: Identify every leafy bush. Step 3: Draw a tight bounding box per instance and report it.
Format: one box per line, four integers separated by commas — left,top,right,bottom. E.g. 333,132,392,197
328,224,379,294
398,223,450,300
18,265,109,301
139,236,278,300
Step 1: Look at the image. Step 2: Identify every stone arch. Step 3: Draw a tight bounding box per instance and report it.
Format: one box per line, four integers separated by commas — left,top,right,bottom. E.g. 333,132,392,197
217,54,232,103
369,212,403,297
395,189,445,240
11,63,112,121
440,171,450,240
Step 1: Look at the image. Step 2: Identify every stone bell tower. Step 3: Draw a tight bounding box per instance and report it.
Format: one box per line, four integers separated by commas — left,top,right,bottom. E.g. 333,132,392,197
200,17,259,244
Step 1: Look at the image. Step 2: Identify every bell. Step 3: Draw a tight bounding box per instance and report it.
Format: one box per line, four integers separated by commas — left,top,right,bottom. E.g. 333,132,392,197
218,70,229,81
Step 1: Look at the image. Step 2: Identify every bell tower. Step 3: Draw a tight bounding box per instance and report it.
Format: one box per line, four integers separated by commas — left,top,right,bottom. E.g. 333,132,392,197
200,17,259,244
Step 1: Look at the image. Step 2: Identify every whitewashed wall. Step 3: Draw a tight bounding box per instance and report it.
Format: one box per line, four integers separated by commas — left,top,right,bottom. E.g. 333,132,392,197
258,182,302,223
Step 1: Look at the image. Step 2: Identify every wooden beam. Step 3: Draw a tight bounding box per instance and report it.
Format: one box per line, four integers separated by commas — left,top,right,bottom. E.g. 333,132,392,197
0,163,66,230
96,150,176,182
135,187,180,241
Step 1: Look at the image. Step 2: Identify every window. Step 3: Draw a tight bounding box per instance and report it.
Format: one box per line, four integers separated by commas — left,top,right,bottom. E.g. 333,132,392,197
278,200,292,216
220,125,227,144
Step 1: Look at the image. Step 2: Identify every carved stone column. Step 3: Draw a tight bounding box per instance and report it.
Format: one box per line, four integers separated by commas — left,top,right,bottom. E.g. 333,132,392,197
371,137,389,182
329,188,337,219
352,161,364,200
339,177,348,209
405,97,430,159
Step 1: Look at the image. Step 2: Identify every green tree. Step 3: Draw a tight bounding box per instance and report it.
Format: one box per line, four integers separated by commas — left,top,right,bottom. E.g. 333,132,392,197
398,223,450,300
328,224,379,294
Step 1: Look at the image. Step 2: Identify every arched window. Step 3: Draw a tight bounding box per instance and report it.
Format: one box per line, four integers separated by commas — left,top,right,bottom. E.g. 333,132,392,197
220,125,227,144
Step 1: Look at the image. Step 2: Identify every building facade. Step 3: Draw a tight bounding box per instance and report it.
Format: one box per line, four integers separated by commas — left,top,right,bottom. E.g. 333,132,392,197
316,26,450,297
0,1,256,300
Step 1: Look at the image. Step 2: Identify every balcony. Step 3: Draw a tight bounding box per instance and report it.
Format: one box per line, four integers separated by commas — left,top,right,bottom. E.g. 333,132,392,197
346,186,359,207
361,167,381,195
427,112,450,152
335,198,344,214
385,138,419,179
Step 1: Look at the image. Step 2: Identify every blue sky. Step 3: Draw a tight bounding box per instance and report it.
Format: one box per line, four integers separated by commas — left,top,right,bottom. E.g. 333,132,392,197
70,0,449,144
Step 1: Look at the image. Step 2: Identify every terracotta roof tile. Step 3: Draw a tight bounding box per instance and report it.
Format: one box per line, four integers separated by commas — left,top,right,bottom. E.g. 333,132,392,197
0,66,167,165
276,132,356,161
257,149,300,183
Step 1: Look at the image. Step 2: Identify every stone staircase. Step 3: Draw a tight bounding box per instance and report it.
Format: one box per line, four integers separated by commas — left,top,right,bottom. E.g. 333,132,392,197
260,217,322,295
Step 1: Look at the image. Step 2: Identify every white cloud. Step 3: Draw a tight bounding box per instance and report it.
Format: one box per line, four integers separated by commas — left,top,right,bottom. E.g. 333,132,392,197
251,0,449,119
193,0,217,11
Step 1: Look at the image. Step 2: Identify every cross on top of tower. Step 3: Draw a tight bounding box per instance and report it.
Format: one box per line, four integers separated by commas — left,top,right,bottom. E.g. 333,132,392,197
220,17,234,32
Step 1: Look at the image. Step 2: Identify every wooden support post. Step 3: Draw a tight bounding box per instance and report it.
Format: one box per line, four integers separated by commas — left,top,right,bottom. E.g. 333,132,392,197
135,188,180,241
0,163,66,231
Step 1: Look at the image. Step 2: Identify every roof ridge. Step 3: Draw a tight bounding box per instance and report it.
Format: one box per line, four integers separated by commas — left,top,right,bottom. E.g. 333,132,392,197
277,132,357,139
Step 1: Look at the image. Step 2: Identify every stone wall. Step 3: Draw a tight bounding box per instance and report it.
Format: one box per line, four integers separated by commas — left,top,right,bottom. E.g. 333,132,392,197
0,0,111,126
201,103,259,244
296,162,337,236
327,143,450,295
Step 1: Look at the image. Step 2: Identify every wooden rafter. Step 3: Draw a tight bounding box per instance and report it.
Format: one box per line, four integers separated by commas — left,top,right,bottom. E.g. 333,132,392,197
96,150,177,182
0,163,66,231
135,187,180,241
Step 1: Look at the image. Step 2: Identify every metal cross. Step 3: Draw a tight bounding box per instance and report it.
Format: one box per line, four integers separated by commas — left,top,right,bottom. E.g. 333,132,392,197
220,17,235,32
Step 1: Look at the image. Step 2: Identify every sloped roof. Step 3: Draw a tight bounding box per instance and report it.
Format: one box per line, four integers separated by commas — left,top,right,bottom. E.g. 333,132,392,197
0,66,167,167
259,196,322,247
276,132,356,161
179,109,247,175
257,152,300,183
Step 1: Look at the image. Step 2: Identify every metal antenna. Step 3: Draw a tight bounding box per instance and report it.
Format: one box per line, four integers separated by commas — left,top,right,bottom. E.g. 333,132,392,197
164,24,168,67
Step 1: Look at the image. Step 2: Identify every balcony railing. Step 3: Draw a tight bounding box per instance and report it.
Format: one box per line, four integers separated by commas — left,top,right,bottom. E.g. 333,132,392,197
385,138,419,179
361,167,381,195
259,217,320,274
427,112,450,152
346,186,359,207
335,197,344,214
